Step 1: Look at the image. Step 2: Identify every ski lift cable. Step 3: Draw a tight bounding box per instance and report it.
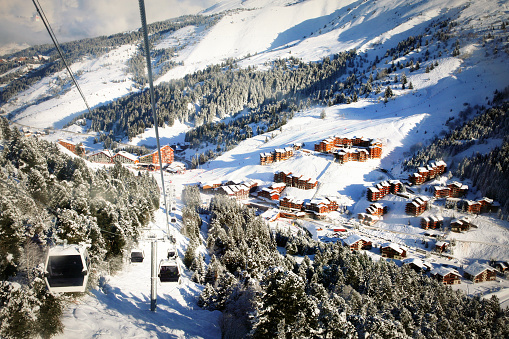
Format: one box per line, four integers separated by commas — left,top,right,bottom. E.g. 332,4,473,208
138,0,170,229
31,0,93,116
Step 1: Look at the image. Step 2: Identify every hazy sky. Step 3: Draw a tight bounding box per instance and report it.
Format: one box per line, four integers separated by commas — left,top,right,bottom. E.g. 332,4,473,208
0,0,216,49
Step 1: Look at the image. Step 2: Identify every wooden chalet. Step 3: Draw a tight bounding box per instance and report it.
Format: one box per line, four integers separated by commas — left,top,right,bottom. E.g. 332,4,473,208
200,181,222,192
369,145,382,158
409,172,426,185
366,203,387,216
112,151,139,164
264,147,294,163
279,196,304,212
420,215,444,229
87,150,114,163
258,188,281,200
219,184,249,200
343,234,372,251
243,179,259,193
139,145,174,165
307,199,330,214
367,180,401,202
357,213,380,225
274,171,292,183
434,241,449,253
405,197,429,216
316,136,383,162
274,171,317,190
478,197,500,213
447,181,468,198
260,152,274,165
450,217,472,232
409,160,447,185
367,187,381,202
325,197,339,211
464,200,482,214
463,262,497,283
334,148,369,164
381,243,407,259
433,186,450,198
403,258,432,273
430,266,461,285
389,180,402,194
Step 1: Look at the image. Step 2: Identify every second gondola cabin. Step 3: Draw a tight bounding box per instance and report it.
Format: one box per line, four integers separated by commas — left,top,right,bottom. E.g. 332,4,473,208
158,259,180,283
130,249,145,263
44,244,90,293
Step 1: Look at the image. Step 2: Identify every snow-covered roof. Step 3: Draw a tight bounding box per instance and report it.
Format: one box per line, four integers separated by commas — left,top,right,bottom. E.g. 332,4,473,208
403,258,431,270
435,241,448,247
431,266,460,277
222,186,234,195
344,234,370,246
48,244,87,256
381,243,404,254
114,151,138,161
464,262,495,277
271,183,286,188
89,150,114,158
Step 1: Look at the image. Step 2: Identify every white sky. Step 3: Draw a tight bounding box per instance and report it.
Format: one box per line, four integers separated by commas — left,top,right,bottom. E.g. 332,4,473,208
0,0,216,50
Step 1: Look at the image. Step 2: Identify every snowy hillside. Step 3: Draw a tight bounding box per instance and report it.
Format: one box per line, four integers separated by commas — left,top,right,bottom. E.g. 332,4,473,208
1,0,509,337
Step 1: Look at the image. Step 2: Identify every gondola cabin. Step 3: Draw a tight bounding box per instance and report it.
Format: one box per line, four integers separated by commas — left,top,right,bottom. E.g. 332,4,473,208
130,249,145,263
44,244,90,293
171,217,177,223
158,259,180,283
167,246,177,260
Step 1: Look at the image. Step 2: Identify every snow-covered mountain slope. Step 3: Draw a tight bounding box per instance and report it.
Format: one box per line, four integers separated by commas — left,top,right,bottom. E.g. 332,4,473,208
3,0,508,133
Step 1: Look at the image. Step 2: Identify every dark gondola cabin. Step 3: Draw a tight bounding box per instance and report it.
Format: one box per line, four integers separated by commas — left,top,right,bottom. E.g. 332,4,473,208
130,249,145,263
158,259,180,283
167,246,177,260
44,244,90,293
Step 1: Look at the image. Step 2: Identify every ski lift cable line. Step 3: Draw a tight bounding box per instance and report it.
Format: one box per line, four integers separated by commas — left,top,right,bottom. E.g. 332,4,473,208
138,0,170,231
31,0,93,116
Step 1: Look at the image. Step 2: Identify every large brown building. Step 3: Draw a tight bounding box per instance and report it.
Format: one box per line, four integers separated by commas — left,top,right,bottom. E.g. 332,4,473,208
139,145,174,165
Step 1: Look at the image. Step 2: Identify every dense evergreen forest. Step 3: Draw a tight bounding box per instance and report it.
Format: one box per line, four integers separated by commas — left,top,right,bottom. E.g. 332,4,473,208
404,100,509,218
0,117,159,338
75,49,365,161
190,195,509,338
